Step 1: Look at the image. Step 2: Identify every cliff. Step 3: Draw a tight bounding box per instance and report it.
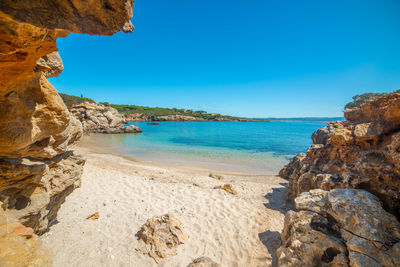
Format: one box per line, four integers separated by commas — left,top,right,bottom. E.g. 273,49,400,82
70,102,142,133
0,0,135,264
277,92,400,266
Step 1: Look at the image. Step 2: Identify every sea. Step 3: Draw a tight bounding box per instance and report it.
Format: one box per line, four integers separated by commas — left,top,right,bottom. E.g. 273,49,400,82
83,118,343,174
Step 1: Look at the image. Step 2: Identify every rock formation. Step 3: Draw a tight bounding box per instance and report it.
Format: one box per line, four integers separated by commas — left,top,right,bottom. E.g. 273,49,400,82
137,214,188,263
69,102,142,133
277,189,400,266
0,206,53,266
0,0,135,263
278,92,400,266
280,92,400,217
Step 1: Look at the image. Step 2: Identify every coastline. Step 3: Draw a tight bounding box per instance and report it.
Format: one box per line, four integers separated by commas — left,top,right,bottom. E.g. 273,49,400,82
79,133,289,175
40,142,287,266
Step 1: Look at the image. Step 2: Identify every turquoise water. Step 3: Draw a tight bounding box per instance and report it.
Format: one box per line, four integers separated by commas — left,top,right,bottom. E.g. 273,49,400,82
84,121,329,174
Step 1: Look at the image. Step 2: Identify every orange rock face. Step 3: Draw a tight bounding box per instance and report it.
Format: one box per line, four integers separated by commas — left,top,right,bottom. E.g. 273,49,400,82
0,0,135,237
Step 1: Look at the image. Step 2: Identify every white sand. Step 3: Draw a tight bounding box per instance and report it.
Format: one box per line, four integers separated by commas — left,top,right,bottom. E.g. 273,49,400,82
41,146,287,267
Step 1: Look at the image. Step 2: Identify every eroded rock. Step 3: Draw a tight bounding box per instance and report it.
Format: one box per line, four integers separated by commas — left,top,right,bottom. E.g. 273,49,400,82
0,207,52,266
137,214,188,263
280,92,400,218
277,189,400,267
69,102,142,133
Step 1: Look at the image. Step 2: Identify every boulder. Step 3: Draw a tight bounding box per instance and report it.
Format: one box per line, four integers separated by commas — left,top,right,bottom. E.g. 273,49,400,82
277,188,400,267
137,214,188,263
124,125,143,133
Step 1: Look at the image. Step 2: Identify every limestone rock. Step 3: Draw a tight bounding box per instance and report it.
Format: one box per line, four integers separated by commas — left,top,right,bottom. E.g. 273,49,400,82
277,189,400,267
0,207,52,266
187,257,220,267
277,210,348,267
0,0,134,35
280,92,400,218
137,214,188,263
124,125,143,133
0,0,135,264
69,102,142,134
0,151,85,234
35,51,64,78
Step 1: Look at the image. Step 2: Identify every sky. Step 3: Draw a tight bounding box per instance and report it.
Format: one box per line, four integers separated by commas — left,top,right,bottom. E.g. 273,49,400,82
51,0,400,118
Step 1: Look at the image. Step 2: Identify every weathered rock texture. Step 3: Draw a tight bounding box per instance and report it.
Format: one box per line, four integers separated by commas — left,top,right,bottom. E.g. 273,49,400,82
0,0,135,244
69,102,142,133
0,205,53,266
278,93,400,266
280,92,400,218
137,214,188,263
277,189,400,266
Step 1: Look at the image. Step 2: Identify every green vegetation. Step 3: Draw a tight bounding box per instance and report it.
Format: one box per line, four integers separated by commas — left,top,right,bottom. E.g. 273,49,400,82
60,93,95,106
344,89,400,110
60,93,260,121
105,103,242,120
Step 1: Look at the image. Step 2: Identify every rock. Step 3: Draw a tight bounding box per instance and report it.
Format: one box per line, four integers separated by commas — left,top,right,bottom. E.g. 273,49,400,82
0,0,135,263
0,0,134,35
35,51,64,78
276,210,348,267
280,92,400,218
187,257,220,267
0,151,85,234
214,184,237,195
0,207,53,266
124,125,143,133
87,212,100,220
69,102,142,134
311,125,333,145
277,188,400,267
137,214,188,263
294,189,327,214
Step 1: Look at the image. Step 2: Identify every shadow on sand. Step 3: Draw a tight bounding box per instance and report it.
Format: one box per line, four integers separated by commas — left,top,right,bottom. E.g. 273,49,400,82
258,182,294,266
258,230,282,267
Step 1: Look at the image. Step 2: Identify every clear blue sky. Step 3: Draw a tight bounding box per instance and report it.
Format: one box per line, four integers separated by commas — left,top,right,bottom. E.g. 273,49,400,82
51,0,400,118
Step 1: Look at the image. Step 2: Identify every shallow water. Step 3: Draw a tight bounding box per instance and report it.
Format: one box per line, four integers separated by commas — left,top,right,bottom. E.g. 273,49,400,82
84,121,331,174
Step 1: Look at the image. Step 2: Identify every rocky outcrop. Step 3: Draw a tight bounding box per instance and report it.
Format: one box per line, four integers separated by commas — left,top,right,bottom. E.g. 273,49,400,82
0,206,53,266
137,214,188,263
0,0,135,244
69,102,142,133
35,51,64,78
278,93,400,266
280,92,400,218
277,189,400,266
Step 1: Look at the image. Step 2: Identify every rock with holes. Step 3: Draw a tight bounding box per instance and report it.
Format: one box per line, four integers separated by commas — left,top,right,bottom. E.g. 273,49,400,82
277,188,400,267
137,214,188,263
276,210,348,266
280,92,400,219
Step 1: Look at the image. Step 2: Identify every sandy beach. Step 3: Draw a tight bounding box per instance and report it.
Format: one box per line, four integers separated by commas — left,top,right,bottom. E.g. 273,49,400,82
40,144,287,267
